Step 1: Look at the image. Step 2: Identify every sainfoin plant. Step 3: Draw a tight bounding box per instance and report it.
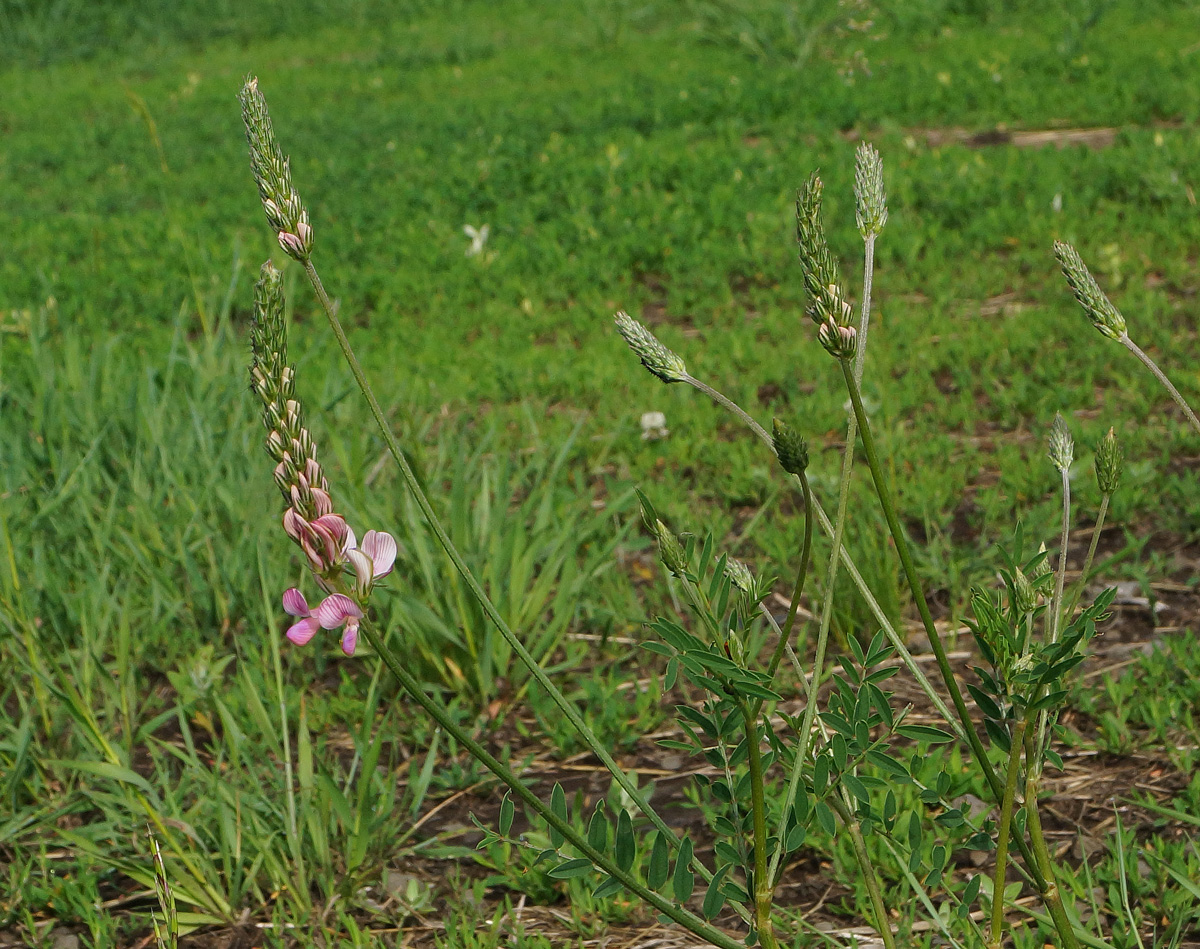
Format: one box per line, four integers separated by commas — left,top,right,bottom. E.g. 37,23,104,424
237,76,1194,948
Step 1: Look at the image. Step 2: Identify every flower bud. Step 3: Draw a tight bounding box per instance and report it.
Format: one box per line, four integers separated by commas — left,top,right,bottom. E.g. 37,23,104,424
653,519,688,578
854,143,888,239
772,418,809,476
725,558,754,594
1053,241,1127,340
1095,426,1122,495
1012,568,1037,615
818,318,857,360
1048,413,1074,474
614,311,688,383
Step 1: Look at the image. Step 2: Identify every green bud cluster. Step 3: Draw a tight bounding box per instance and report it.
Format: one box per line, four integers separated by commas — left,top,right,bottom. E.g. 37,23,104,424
249,261,328,517
239,76,314,261
817,319,857,361
724,558,754,594
614,311,688,384
772,418,809,476
1053,241,1127,340
652,519,688,578
1012,568,1037,616
1048,412,1074,474
854,143,888,239
1095,426,1123,495
795,174,853,328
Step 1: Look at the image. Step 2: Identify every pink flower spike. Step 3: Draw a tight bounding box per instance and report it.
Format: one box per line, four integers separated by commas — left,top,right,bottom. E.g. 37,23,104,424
314,594,363,630
341,620,360,656
361,531,397,578
286,615,321,646
282,588,309,617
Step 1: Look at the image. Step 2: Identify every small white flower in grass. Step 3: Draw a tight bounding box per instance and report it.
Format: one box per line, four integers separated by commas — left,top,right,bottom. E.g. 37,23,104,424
463,224,489,257
640,411,669,440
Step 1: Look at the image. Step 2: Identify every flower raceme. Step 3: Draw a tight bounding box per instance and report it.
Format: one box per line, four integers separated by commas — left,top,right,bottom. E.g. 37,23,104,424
250,259,398,655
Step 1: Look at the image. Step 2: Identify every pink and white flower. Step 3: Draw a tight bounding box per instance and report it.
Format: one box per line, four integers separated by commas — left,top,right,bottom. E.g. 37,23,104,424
345,529,397,596
282,588,364,656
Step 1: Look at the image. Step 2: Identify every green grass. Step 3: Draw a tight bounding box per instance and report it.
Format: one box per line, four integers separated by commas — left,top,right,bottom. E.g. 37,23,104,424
2,0,1200,945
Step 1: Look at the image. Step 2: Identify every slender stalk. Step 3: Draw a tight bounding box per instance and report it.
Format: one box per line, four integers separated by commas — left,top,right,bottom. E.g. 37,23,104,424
680,374,963,741
826,793,897,949
1063,494,1110,623
766,472,813,681
740,701,780,949
989,719,1028,949
1120,334,1200,438
298,260,704,878
1049,467,1072,647
1024,766,1081,949
838,362,1049,892
356,618,745,949
854,234,876,387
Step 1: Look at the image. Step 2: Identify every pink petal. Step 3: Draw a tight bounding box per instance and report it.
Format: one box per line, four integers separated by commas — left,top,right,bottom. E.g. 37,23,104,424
310,487,332,517
282,508,306,543
286,615,321,646
282,588,309,617
361,531,397,578
314,593,363,629
343,525,357,553
341,620,360,657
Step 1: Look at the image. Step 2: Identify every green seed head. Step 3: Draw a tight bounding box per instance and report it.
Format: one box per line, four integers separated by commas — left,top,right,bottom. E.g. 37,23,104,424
1096,426,1123,495
772,418,809,475
1048,412,1074,474
1053,241,1127,340
614,311,688,384
854,143,888,239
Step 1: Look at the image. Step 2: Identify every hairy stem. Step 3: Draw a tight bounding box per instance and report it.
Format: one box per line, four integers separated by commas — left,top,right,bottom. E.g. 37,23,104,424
1063,493,1109,623
1121,334,1200,438
741,702,779,949
299,259,708,882
989,719,1028,949
766,472,813,681
827,793,897,949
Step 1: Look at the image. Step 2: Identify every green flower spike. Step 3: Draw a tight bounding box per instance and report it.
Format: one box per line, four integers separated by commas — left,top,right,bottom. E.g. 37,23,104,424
1053,240,1127,340
614,311,688,384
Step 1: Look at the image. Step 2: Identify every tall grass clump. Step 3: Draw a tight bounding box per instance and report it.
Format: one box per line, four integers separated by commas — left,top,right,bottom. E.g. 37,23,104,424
235,74,1197,949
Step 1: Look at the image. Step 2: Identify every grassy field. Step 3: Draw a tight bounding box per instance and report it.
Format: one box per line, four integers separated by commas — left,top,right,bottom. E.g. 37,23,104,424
2,0,1200,946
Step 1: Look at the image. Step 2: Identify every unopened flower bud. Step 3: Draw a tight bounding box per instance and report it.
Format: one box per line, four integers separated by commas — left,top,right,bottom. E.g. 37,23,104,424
1053,241,1127,340
772,418,809,475
854,143,888,239
1048,413,1074,473
653,519,688,578
1095,426,1122,495
614,311,688,383
725,558,754,594
1012,568,1037,615
818,318,857,360
1032,542,1052,581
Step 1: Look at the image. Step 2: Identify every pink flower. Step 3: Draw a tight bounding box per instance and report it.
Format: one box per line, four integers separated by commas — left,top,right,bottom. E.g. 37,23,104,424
345,529,397,596
282,589,364,656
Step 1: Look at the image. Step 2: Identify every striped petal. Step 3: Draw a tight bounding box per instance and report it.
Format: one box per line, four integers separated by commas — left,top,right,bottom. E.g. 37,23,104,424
361,531,397,579
340,620,360,657
282,588,309,617
314,593,363,630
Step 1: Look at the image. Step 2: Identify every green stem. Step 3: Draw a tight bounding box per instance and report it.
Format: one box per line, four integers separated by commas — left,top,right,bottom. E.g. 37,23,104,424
741,701,779,949
357,618,745,949
826,794,896,949
1025,767,1081,949
989,718,1028,949
1120,334,1200,438
1049,466,1072,647
766,472,813,681
1063,494,1109,624
299,259,704,880
838,361,1048,892
680,375,963,742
